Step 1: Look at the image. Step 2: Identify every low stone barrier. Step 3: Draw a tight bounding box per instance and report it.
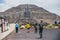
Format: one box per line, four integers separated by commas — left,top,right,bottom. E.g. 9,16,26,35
0,23,15,40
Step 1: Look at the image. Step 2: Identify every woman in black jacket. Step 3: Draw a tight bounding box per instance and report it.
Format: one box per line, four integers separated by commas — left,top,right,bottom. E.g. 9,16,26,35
39,20,44,38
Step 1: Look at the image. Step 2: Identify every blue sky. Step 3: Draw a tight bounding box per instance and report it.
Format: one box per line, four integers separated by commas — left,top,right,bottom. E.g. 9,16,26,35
0,0,60,16
0,0,4,3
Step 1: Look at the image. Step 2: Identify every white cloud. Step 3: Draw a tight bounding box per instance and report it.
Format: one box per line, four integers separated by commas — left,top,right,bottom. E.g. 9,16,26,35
0,4,11,12
5,0,28,6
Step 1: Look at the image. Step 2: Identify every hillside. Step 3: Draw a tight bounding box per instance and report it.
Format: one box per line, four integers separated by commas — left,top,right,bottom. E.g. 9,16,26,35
0,4,60,23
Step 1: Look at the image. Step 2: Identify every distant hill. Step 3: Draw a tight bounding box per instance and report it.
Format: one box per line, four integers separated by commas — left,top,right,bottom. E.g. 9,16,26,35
0,4,60,23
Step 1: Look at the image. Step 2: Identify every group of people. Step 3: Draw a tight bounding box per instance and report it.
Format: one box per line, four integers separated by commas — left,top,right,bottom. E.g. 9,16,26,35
0,19,9,33
34,20,44,38
15,20,44,39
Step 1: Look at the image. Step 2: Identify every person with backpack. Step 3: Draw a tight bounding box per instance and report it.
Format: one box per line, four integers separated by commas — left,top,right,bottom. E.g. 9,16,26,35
25,23,31,33
39,20,44,39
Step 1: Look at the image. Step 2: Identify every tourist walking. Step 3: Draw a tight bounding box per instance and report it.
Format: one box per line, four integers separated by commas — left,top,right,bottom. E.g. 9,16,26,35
34,23,38,33
15,23,19,33
39,20,44,38
25,23,31,33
